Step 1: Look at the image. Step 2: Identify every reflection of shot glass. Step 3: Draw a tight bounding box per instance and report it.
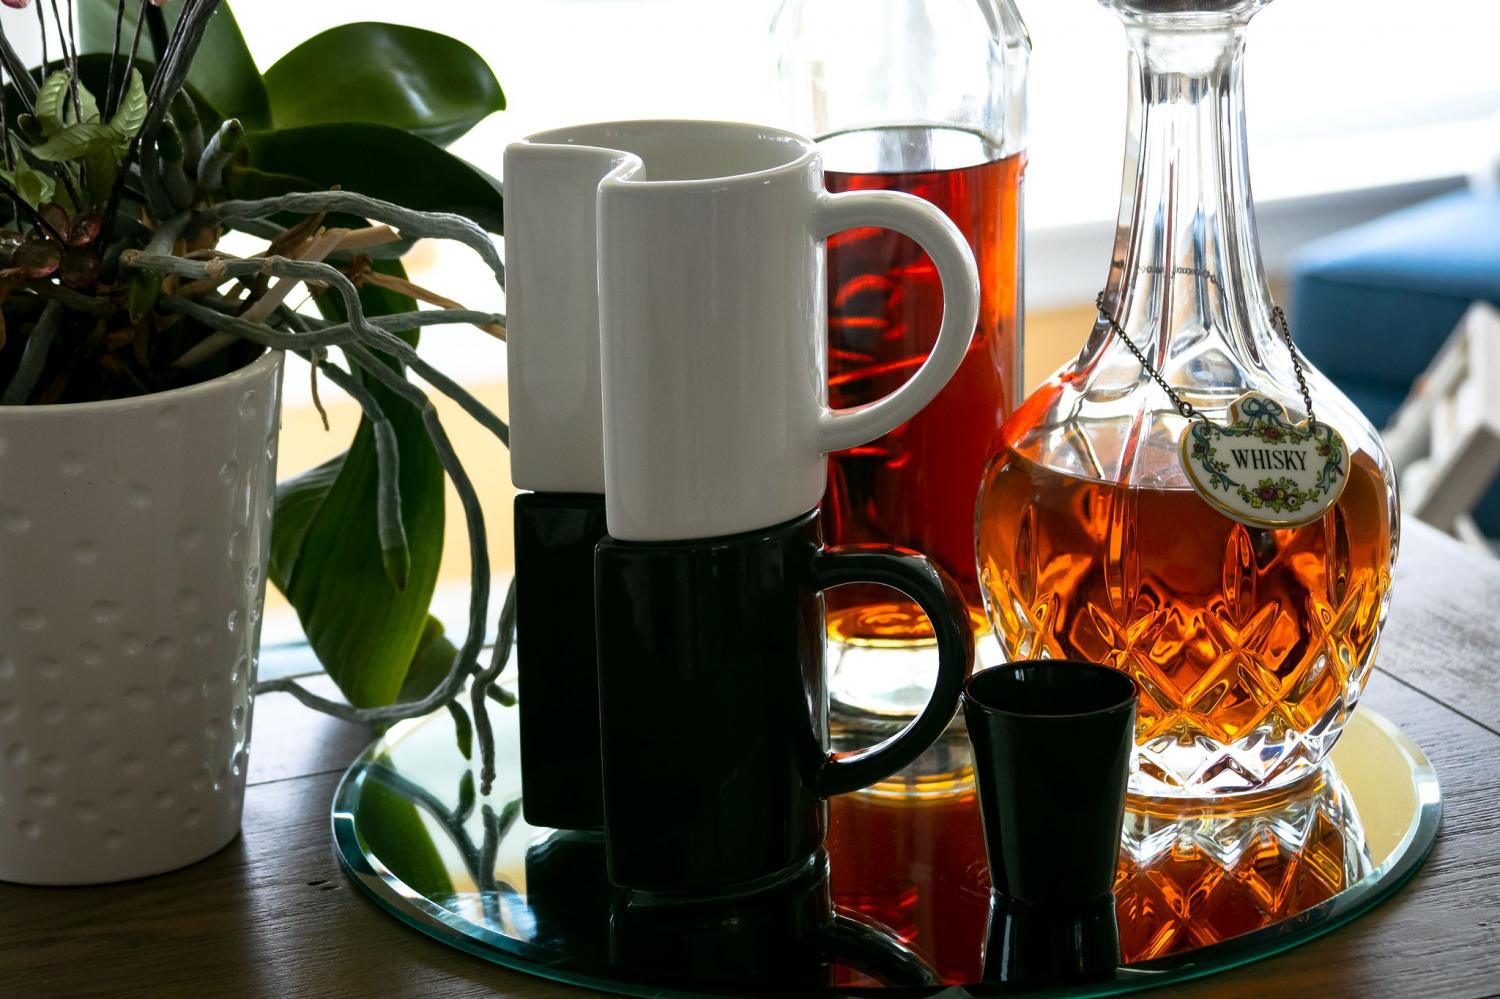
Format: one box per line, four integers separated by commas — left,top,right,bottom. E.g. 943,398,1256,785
962,661,1137,986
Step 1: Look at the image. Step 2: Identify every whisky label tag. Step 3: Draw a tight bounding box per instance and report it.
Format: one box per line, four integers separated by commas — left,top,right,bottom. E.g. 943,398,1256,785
1180,392,1350,528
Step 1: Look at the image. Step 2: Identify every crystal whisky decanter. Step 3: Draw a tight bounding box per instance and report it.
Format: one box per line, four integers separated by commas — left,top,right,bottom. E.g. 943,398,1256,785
975,0,1399,796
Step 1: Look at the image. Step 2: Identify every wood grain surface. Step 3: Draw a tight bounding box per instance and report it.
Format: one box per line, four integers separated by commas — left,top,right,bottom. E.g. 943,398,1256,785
2,521,1497,999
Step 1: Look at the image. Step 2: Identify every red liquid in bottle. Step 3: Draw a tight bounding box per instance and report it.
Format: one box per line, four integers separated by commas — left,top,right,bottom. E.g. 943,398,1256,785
822,127,1024,644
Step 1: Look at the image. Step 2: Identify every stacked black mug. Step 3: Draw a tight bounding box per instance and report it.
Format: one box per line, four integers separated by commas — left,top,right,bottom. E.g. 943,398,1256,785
504,118,982,990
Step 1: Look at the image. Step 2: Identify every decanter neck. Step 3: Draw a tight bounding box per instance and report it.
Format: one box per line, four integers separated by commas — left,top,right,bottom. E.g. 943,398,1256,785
1095,14,1285,397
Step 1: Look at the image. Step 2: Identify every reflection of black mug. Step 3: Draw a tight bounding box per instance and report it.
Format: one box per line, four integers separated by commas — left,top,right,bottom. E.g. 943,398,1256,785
595,508,974,896
524,829,612,960
609,852,938,992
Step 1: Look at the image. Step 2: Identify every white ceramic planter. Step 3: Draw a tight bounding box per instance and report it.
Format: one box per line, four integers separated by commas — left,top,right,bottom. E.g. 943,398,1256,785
0,351,283,884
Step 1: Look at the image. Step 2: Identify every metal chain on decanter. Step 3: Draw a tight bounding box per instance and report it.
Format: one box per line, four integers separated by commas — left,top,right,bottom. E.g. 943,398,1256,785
1269,303,1318,423
1095,264,1318,424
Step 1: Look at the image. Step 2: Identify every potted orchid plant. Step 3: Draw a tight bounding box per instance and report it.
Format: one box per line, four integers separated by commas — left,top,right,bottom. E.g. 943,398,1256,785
0,0,515,884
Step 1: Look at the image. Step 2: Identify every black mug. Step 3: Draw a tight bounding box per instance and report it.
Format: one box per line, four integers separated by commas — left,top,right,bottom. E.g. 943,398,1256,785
594,508,974,896
514,491,609,830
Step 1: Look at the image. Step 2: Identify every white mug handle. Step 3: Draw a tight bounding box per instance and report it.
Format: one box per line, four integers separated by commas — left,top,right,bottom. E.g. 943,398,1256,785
813,189,981,454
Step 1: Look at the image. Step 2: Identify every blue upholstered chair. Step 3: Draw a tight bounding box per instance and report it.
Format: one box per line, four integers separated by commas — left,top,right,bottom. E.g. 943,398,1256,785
1289,186,1500,533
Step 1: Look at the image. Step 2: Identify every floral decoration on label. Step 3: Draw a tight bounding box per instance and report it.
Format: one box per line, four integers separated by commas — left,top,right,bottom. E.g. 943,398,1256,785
1180,392,1350,528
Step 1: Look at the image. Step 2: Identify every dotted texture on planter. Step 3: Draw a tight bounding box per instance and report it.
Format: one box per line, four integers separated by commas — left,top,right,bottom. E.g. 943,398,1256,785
0,352,284,885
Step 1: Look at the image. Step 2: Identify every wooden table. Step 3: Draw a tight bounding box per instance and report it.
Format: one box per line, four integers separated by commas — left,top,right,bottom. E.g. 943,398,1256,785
3,519,1498,998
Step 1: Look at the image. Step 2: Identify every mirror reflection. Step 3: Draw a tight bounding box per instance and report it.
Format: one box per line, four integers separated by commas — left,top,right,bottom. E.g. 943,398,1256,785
336,706,1428,995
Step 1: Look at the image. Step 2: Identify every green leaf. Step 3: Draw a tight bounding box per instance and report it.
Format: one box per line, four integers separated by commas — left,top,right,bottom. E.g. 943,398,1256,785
356,774,455,901
445,700,474,761
270,260,447,708
5,57,223,139
263,23,502,147
78,0,270,129
126,270,161,322
398,616,460,702
268,454,344,591
28,121,119,163
229,122,503,232
75,82,101,128
108,70,147,142
81,142,118,205
456,770,475,816
35,72,71,136
0,162,56,207
39,73,103,132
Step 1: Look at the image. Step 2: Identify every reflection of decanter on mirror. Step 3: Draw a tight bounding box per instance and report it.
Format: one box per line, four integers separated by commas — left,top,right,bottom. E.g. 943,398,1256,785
1115,767,1371,961
772,0,1029,724
975,0,1399,796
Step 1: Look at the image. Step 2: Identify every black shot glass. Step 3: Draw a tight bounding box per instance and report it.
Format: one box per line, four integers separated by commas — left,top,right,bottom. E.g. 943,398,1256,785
962,661,1138,986
514,491,610,830
594,508,974,897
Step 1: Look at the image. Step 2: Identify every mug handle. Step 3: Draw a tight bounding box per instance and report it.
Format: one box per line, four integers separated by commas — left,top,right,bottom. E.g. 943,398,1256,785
813,190,981,454
825,909,943,987
810,546,975,797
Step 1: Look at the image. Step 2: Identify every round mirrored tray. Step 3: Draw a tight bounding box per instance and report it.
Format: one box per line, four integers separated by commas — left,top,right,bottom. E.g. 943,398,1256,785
332,701,1439,997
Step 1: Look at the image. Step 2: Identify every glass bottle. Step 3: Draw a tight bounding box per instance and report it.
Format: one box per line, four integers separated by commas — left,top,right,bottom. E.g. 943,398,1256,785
772,0,1030,724
975,0,1398,796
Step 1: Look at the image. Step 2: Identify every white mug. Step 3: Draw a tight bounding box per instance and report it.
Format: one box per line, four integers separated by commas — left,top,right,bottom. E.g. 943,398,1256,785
503,140,635,494
509,119,980,541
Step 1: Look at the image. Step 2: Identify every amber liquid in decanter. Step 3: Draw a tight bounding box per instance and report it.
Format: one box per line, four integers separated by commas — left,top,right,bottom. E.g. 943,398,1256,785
822,127,1023,646
977,386,1394,793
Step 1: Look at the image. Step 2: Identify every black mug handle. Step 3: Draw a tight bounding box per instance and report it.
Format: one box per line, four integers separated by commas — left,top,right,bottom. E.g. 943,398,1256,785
810,546,975,797
825,909,944,987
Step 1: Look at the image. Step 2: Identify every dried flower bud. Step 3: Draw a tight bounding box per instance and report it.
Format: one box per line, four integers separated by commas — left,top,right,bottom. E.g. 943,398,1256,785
59,247,101,290
13,238,60,278
67,212,102,248
38,202,69,238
